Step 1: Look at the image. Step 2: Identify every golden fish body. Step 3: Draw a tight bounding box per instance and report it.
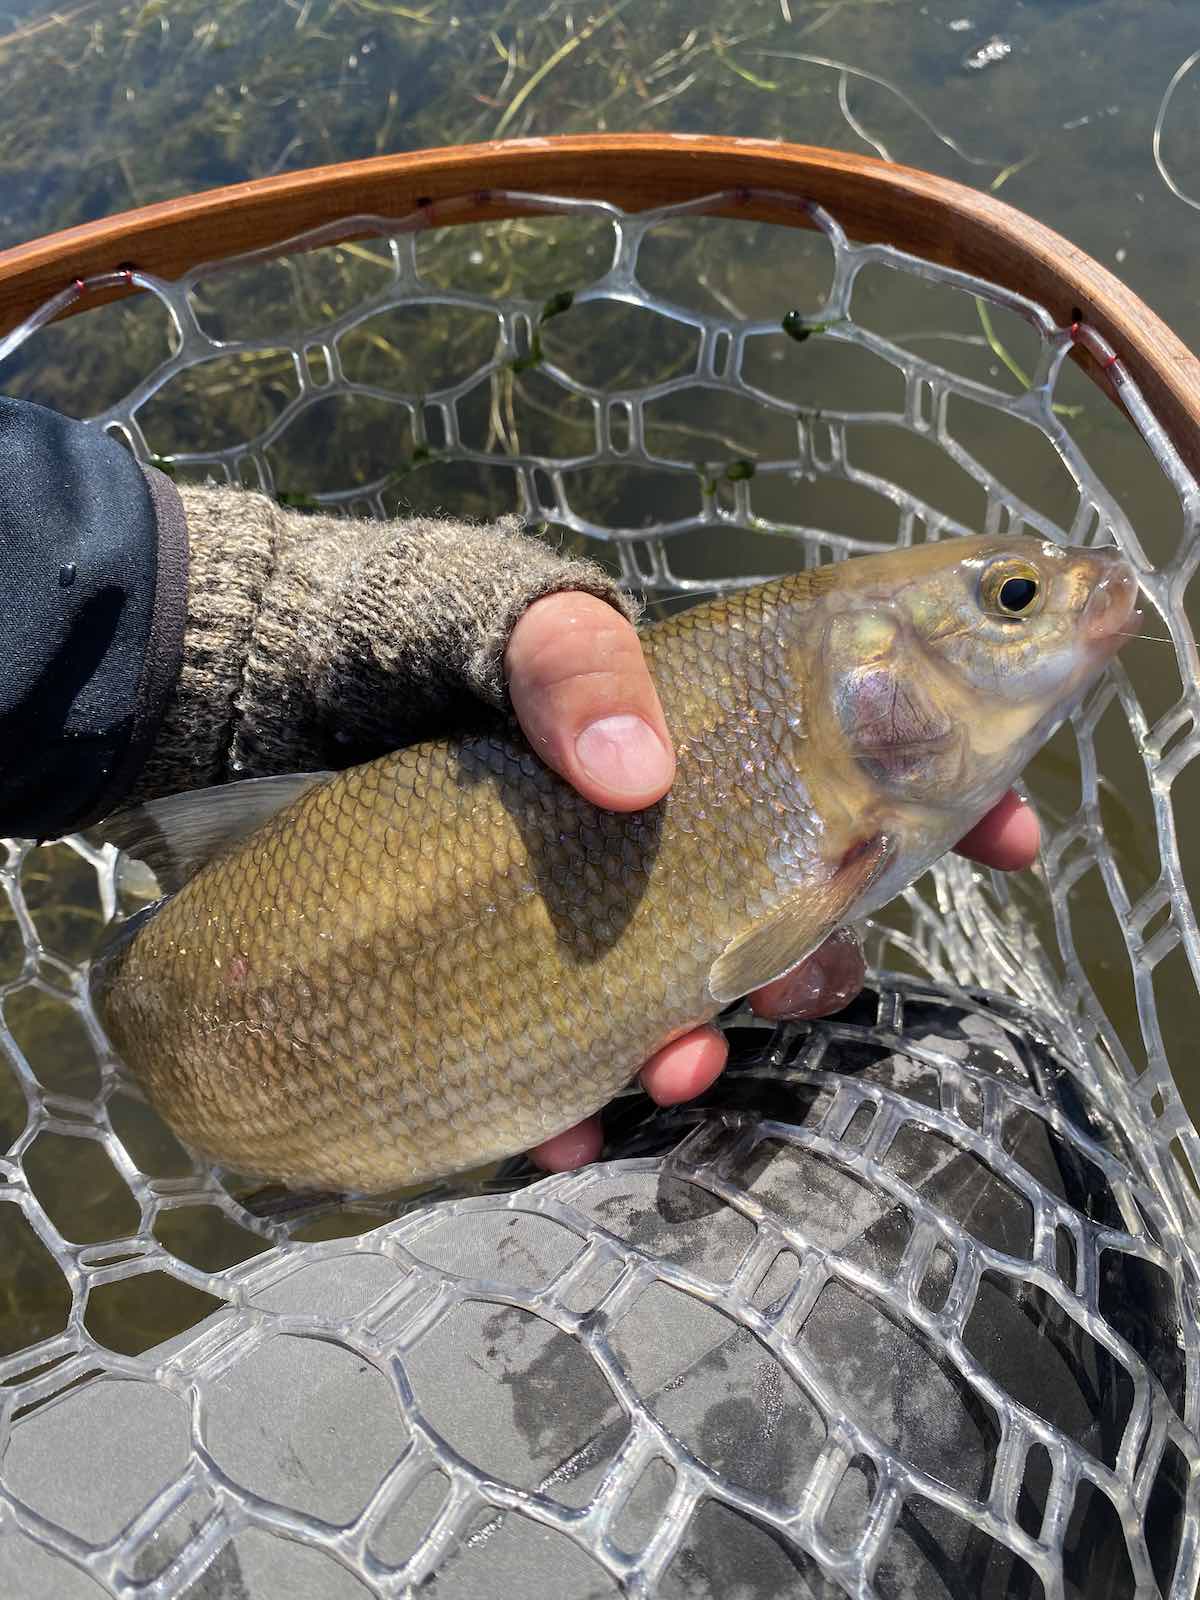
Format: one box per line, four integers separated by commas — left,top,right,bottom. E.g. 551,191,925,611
94,535,1136,1191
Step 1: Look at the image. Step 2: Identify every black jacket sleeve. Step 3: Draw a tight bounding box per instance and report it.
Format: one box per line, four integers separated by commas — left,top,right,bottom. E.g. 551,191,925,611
0,398,188,841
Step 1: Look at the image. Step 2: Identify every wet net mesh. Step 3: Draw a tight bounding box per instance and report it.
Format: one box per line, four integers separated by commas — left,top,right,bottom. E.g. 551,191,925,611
0,186,1197,1597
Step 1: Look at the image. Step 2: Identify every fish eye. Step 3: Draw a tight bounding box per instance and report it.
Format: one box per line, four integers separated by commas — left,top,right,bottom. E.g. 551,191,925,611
999,576,1038,612
982,560,1042,617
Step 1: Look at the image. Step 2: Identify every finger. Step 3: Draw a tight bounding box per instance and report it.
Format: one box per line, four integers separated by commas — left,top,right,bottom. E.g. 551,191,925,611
528,1116,604,1172
639,1025,728,1105
505,591,675,810
749,928,866,1020
954,790,1040,871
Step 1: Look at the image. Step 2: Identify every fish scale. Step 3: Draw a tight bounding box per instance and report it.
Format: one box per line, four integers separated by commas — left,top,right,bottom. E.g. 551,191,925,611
93,536,1137,1191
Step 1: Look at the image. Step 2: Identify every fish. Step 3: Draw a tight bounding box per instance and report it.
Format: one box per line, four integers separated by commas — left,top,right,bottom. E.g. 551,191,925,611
91,534,1137,1193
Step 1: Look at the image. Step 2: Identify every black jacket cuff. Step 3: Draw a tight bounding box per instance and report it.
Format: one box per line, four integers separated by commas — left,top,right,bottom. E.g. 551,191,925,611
0,398,188,841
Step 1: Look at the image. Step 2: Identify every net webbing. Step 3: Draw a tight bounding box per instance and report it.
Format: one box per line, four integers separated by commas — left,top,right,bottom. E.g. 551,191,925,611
0,187,1196,1597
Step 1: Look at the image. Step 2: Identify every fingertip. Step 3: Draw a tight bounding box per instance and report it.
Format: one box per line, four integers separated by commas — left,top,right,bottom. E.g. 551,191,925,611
749,929,866,1020
506,591,675,811
955,791,1041,871
528,1116,604,1173
640,1026,728,1106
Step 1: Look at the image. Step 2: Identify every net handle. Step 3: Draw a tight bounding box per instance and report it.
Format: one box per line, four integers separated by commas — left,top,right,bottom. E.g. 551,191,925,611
2,132,1198,480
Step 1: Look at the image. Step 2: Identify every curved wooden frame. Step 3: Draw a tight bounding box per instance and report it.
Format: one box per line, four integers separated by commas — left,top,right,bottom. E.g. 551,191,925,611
1,132,1198,479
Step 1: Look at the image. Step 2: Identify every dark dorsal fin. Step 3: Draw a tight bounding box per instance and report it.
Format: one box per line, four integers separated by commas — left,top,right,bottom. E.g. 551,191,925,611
99,771,333,896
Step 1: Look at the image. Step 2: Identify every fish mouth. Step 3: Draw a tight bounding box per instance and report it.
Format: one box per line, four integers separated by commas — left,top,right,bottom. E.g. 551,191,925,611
1082,552,1139,654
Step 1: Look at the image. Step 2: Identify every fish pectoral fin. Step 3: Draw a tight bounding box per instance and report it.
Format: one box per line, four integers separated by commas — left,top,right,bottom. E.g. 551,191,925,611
99,771,335,895
707,834,893,1005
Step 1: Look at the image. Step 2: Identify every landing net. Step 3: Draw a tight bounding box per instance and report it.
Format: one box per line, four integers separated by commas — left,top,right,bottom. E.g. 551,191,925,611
0,187,1197,1597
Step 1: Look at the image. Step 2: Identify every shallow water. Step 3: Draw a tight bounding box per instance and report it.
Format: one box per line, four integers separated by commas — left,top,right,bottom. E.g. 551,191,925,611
0,0,1198,1354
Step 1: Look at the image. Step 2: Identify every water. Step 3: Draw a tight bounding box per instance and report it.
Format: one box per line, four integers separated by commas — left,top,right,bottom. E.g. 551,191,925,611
0,0,1198,1351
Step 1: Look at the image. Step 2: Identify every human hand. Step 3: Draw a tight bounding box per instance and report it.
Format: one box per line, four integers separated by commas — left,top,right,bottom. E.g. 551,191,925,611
504,591,1040,1172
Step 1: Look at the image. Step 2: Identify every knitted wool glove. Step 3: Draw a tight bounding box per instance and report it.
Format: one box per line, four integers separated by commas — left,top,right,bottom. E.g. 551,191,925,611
127,486,638,804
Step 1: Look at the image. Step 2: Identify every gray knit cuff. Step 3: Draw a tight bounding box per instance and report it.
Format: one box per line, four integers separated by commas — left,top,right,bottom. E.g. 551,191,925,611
128,485,280,800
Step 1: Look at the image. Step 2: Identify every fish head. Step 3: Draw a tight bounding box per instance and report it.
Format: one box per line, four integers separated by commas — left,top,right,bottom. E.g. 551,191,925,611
820,534,1138,812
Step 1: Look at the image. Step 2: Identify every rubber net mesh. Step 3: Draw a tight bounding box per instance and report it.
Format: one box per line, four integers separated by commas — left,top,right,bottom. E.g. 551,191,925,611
0,188,1197,1597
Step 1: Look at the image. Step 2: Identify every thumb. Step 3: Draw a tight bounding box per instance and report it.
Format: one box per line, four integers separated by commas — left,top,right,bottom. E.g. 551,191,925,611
505,591,675,811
